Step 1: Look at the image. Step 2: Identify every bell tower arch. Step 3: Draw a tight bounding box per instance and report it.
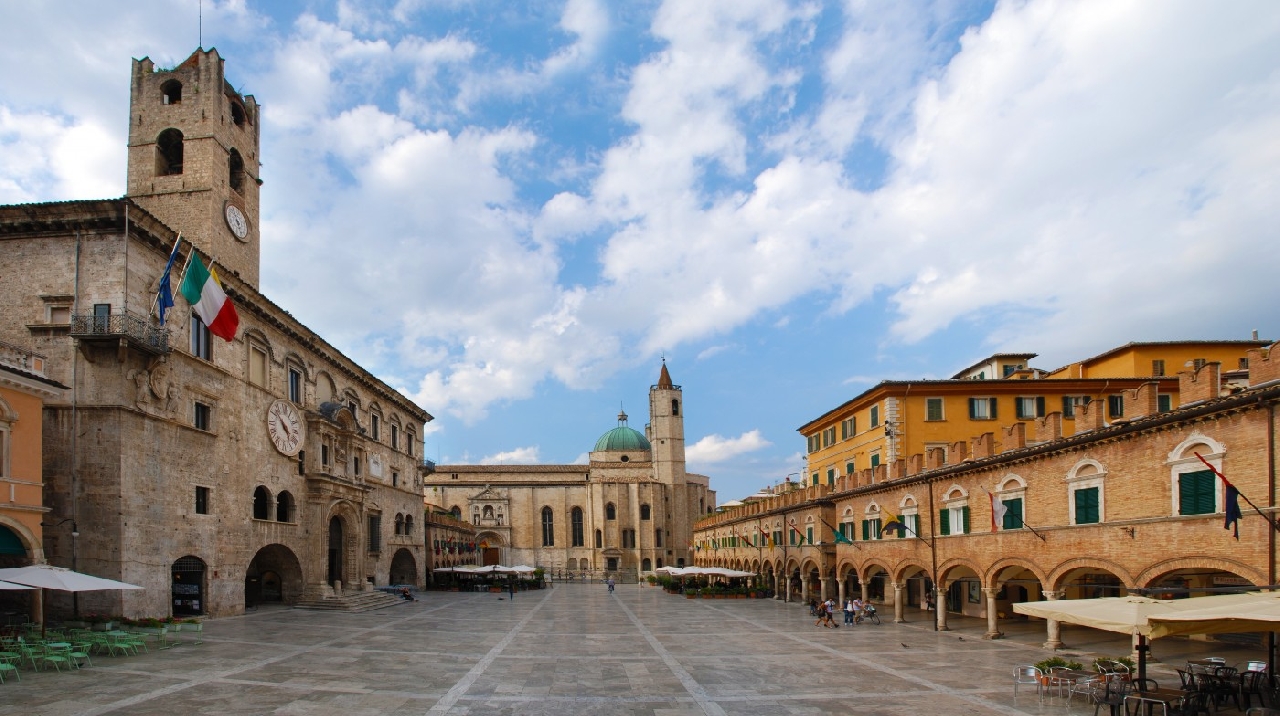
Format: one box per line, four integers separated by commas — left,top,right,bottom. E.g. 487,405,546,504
127,48,262,288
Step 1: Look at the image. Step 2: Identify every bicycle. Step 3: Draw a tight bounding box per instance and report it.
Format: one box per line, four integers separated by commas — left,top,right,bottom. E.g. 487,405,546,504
857,605,881,625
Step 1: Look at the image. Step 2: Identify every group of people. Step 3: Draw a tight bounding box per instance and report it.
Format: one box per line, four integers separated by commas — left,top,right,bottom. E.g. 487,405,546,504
811,597,870,627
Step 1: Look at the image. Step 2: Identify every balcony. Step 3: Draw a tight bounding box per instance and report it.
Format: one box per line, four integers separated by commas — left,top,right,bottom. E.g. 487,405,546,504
70,311,170,361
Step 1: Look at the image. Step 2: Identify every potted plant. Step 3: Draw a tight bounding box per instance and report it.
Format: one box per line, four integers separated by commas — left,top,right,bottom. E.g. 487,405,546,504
1033,656,1083,684
132,617,168,636
84,614,117,631
180,618,203,633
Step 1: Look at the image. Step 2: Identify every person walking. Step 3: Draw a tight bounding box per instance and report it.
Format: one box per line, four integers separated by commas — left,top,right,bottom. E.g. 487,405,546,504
607,577,615,593
844,598,855,626
508,579,515,600
851,597,865,624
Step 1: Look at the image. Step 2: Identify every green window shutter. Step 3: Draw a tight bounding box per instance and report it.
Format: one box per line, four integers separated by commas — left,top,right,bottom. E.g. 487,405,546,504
871,519,881,539
1179,470,1216,515
1158,394,1172,412
806,527,814,544
961,506,971,534
939,509,950,536
846,462,854,475
988,399,997,420
862,520,870,541
1002,498,1024,529
1062,396,1074,418
811,472,818,486
827,468,835,486
968,399,978,419
1035,396,1046,418
1075,487,1099,524
870,454,880,468
927,398,942,421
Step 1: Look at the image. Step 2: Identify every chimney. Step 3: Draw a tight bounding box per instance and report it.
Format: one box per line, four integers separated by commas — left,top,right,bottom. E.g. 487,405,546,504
926,447,946,470
1001,422,1026,452
907,453,925,476
1125,382,1160,420
1034,411,1063,443
1178,361,1222,406
1246,342,1280,385
970,432,995,460
1074,398,1106,434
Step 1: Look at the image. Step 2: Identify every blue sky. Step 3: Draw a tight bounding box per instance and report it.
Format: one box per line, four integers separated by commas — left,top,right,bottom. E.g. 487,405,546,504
3,1,1278,501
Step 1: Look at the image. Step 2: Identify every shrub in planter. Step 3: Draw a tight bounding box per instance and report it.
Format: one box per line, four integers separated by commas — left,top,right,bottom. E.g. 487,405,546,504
1033,656,1083,683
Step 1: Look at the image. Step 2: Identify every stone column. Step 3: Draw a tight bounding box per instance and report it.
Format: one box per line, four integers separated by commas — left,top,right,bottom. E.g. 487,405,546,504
819,577,830,602
1043,590,1065,649
892,581,906,623
860,580,870,604
983,587,1003,639
838,577,846,605
800,578,808,604
936,582,950,631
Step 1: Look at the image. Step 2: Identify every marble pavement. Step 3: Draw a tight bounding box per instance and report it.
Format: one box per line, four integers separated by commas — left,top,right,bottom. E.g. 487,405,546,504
0,582,1266,715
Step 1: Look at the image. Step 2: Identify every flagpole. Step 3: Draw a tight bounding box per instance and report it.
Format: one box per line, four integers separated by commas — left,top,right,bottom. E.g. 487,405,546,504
1195,452,1280,533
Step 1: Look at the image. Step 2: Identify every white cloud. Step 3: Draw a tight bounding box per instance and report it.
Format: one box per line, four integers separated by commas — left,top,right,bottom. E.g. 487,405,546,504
687,430,772,464
480,446,541,464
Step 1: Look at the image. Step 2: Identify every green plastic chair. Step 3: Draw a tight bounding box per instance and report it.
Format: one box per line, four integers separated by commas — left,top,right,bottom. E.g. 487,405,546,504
40,643,72,673
0,654,19,683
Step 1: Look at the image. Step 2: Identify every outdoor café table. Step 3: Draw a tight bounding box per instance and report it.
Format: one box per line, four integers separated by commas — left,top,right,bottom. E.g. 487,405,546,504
1186,659,1223,674
1124,687,1187,716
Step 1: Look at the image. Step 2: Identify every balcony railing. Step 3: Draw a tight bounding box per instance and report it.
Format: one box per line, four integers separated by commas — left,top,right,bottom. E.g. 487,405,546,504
70,311,170,355
421,457,437,474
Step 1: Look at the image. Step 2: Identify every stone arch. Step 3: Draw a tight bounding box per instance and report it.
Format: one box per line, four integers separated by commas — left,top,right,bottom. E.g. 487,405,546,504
936,556,985,584
0,514,43,565
942,483,969,500
275,490,295,522
1047,557,1137,592
253,485,272,520
986,556,1049,590
1136,556,1265,591
390,548,417,586
1067,457,1107,480
995,473,1027,491
475,530,505,547
315,371,335,404
229,147,245,193
1167,432,1227,462
156,128,183,175
245,543,303,607
160,79,182,104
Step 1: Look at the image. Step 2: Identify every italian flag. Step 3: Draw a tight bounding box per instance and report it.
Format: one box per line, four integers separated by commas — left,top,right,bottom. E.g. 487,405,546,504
180,253,239,341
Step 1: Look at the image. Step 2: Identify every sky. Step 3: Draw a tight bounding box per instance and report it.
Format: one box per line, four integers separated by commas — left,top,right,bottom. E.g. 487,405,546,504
3,1,1278,501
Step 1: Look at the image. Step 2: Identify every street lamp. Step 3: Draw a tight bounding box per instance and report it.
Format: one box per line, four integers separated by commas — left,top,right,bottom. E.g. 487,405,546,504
39,518,80,616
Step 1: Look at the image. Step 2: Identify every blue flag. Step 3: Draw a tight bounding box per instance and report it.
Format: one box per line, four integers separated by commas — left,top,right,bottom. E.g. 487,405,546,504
156,237,182,325
1224,483,1242,540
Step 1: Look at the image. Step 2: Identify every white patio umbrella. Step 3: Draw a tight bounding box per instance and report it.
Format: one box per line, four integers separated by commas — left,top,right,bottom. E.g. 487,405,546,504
0,564,143,591
0,579,34,590
0,564,143,637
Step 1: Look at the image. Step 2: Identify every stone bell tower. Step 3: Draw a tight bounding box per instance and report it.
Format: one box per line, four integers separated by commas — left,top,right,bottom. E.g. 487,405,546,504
126,48,262,288
648,361,686,485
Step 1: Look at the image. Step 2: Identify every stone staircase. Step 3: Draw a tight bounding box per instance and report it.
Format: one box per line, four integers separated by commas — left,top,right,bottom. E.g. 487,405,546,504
294,589,405,613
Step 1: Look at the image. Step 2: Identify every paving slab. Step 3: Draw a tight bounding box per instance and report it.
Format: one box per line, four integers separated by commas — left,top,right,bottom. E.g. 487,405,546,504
0,583,1267,715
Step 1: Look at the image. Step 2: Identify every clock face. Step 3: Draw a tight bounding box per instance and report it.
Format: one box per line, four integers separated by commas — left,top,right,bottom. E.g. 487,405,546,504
267,399,305,456
224,202,249,240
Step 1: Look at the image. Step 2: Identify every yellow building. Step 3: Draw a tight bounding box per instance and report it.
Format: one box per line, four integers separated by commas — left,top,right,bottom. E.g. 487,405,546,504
798,341,1267,488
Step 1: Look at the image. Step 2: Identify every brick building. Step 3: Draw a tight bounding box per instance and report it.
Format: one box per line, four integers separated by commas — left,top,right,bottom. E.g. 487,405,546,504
0,48,432,617
696,343,1280,648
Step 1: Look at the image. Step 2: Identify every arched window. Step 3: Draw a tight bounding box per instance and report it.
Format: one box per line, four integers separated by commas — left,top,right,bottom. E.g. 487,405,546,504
230,100,246,127
642,558,652,572
605,503,616,520
394,514,404,535
640,504,651,520
449,505,462,520
595,529,603,548
541,506,554,547
229,148,245,194
156,128,183,176
160,79,182,105
275,490,294,522
571,507,584,547
252,486,271,520
672,399,679,416
404,515,413,536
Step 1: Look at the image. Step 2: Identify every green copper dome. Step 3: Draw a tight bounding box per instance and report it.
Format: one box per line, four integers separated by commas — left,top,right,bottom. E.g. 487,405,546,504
594,410,651,452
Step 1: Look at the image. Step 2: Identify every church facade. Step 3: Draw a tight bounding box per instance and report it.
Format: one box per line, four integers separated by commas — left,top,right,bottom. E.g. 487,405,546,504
428,364,715,578
0,48,432,617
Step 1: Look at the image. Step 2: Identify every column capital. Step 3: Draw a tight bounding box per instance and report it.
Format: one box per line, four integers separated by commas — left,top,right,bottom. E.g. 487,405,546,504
1044,590,1065,600
982,586,1001,598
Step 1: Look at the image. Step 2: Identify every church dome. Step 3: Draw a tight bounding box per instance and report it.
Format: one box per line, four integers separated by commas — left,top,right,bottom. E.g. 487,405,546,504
594,410,651,452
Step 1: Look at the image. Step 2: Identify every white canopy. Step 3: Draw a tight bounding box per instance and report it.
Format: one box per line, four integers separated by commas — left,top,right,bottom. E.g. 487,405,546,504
0,564,143,592
0,579,34,590
433,564,537,574
655,566,754,578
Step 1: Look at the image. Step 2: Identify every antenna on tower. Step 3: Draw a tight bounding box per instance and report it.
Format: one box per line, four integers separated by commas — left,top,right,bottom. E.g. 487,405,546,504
199,0,203,49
